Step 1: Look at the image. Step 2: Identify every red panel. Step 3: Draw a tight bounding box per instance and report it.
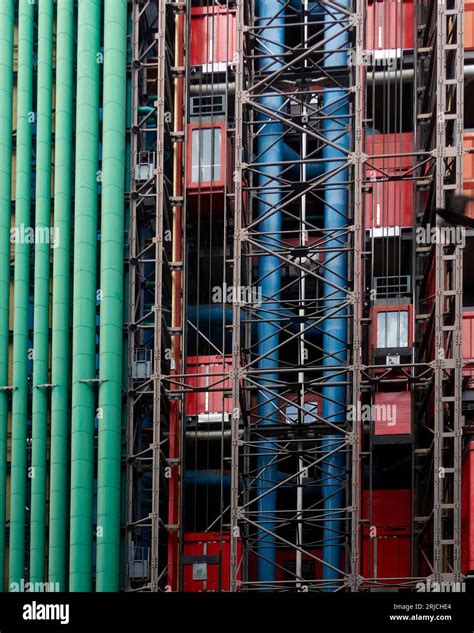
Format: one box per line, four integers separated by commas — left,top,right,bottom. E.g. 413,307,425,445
363,489,411,526
466,3,474,51
185,355,233,417
183,532,241,591
371,303,413,350
366,0,415,51
373,390,412,438
462,444,474,573
190,7,236,67
464,132,474,198
365,133,414,230
366,132,414,171
463,311,474,386
361,489,411,583
364,178,413,229
186,122,232,204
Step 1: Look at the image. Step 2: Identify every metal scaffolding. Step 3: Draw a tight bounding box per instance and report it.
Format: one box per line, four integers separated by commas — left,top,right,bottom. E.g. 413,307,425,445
126,0,185,591
414,0,464,584
230,0,364,591
125,0,466,593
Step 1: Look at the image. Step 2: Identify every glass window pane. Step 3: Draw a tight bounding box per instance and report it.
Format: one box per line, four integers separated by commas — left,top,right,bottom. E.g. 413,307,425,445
191,127,221,183
377,312,386,347
377,310,408,348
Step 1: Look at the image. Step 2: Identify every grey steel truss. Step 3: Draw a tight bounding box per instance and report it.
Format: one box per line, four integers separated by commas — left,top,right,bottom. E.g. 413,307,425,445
230,0,364,592
414,0,464,584
126,0,185,591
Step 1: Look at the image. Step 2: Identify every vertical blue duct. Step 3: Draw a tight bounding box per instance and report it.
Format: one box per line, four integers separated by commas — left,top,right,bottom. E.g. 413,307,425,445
255,0,285,586
321,0,350,589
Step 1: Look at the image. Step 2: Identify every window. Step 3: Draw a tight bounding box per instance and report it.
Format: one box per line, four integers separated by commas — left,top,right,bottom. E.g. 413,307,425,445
191,127,221,183
376,310,409,348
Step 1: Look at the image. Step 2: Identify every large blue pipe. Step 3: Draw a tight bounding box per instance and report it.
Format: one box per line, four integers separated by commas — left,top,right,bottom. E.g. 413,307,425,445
320,0,350,590
255,0,285,587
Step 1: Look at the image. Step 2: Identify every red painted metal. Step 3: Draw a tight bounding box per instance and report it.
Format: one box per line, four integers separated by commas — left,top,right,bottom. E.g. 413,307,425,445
185,355,233,417
366,132,414,172
373,390,412,441
366,0,415,51
462,443,474,573
464,132,474,199
365,133,414,230
362,489,411,583
466,3,474,51
190,6,237,68
186,122,232,212
463,311,474,388
183,532,241,591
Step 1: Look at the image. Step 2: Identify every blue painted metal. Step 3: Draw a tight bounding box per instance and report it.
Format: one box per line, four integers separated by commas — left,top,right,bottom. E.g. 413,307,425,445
320,0,350,590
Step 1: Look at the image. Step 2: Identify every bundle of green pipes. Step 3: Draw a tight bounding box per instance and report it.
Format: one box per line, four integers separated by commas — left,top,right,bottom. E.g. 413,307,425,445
0,0,128,592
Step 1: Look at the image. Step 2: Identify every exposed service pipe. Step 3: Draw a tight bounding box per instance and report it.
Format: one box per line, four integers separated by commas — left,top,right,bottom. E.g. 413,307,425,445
69,0,101,592
96,0,128,592
49,0,75,591
255,0,285,587
0,0,14,593
320,0,350,590
8,0,35,589
30,0,54,584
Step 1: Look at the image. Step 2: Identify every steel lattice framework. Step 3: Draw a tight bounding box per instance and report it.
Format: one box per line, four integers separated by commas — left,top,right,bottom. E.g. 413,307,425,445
126,0,185,591
230,0,364,591
414,0,464,585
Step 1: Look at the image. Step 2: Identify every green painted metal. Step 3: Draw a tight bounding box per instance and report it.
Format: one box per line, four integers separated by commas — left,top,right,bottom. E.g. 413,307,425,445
69,0,101,592
30,0,54,584
96,0,127,592
8,0,35,589
0,0,14,594
49,0,75,591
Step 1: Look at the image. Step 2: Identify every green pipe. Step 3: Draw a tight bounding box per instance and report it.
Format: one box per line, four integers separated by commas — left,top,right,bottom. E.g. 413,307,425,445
96,0,127,592
69,0,101,592
0,0,14,594
8,0,35,589
49,0,75,591
30,0,54,584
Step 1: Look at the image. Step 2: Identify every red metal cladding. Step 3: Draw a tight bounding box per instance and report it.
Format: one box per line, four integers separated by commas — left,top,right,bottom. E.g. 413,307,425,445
366,132,414,172
366,0,415,52
361,489,411,583
183,532,241,591
186,122,233,211
373,390,412,441
462,443,474,573
463,311,474,387
364,178,413,229
464,132,474,204
190,6,237,68
185,355,233,417
466,3,474,51
365,133,414,230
